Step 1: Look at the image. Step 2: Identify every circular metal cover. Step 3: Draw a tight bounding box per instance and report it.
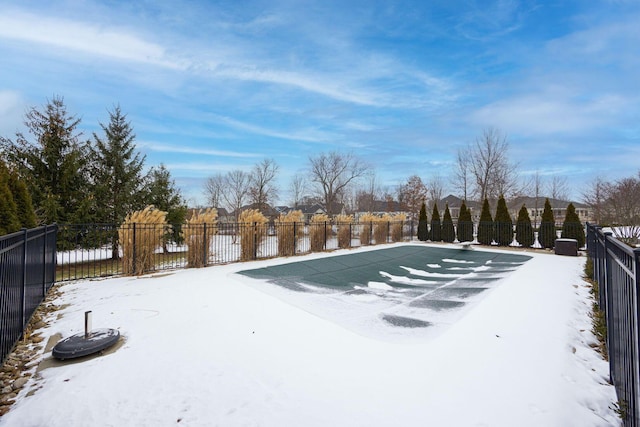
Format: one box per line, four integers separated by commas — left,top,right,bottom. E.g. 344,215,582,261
52,328,120,360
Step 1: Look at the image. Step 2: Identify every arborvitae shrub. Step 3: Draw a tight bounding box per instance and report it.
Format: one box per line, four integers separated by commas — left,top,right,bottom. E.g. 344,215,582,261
477,198,494,245
417,202,428,241
441,204,455,243
457,201,473,243
185,208,218,267
359,213,376,245
309,213,329,252
561,203,585,248
239,209,268,261
335,214,353,248
430,204,441,242
119,206,169,275
0,164,20,235
7,171,36,229
515,205,534,248
390,213,406,242
538,198,556,249
494,195,513,246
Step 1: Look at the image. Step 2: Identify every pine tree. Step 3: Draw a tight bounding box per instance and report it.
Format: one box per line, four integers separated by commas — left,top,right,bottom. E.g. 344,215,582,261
91,105,146,226
417,202,428,241
457,201,473,243
561,203,585,248
90,105,146,259
441,203,455,243
430,203,441,241
515,205,534,248
477,198,493,245
145,164,188,249
493,195,513,246
0,161,20,235
0,96,90,224
538,198,556,249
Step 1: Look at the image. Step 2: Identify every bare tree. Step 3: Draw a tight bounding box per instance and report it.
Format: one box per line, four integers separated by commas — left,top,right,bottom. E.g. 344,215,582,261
397,175,427,220
288,173,307,208
308,151,368,216
452,147,471,201
547,175,570,201
249,158,279,212
468,128,518,202
581,176,608,224
427,173,445,210
204,173,225,208
221,170,251,220
532,170,543,228
356,172,381,212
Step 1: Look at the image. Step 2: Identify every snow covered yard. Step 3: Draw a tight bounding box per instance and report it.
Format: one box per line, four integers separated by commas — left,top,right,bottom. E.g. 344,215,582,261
0,243,619,427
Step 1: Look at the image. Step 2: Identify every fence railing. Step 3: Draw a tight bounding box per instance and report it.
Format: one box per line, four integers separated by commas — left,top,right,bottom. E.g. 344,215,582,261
0,225,57,364
55,220,585,282
587,223,640,426
55,221,416,281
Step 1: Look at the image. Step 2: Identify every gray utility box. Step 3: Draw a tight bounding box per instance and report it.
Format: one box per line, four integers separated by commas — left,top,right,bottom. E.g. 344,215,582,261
555,238,578,256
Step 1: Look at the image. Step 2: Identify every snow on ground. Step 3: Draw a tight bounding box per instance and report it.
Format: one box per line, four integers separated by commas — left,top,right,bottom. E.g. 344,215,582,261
2,243,619,427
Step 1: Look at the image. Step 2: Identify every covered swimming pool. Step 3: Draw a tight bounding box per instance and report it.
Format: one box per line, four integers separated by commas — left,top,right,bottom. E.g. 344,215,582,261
238,245,531,340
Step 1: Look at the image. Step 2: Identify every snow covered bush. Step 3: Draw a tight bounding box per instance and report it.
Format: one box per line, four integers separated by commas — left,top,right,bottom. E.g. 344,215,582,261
310,213,330,252
238,209,268,261
118,206,169,275
184,208,217,268
276,210,304,256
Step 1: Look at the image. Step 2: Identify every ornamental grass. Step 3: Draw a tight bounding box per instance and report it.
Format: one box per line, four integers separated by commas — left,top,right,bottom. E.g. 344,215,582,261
184,208,218,268
310,213,330,252
334,214,353,249
238,209,268,261
118,206,169,276
276,210,304,257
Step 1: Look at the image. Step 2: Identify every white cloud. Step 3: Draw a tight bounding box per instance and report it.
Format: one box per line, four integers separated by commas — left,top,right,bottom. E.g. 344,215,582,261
471,92,629,136
0,90,26,134
0,11,183,69
139,142,260,158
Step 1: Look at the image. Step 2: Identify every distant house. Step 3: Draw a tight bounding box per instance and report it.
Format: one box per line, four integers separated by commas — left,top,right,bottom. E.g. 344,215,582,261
507,197,593,226
293,204,328,223
354,200,409,222
435,195,482,223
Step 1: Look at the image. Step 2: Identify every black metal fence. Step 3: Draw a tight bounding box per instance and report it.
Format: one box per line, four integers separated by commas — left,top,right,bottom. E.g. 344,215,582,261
587,223,640,426
55,221,416,280
0,225,57,363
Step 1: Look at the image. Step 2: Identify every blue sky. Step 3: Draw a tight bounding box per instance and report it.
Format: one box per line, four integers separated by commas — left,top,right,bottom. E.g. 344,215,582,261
0,0,638,206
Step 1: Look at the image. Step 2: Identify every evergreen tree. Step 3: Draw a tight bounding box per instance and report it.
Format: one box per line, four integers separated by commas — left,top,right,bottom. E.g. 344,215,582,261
0,96,90,224
0,161,20,235
561,203,585,248
91,105,146,226
441,203,455,243
417,202,428,241
493,195,513,246
7,169,37,228
457,201,473,243
538,198,556,249
145,164,188,248
515,205,534,248
430,203,441,241
477,198,493,245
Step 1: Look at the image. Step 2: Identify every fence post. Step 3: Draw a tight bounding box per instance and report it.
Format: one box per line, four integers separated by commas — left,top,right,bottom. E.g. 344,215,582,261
324,221,327,250
634,247,640,425
42,225,48,297
21,228,28,330
253,222,258,260
132,223,137,275
603,231,615,386
293,221,297,254
203,223,208,267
